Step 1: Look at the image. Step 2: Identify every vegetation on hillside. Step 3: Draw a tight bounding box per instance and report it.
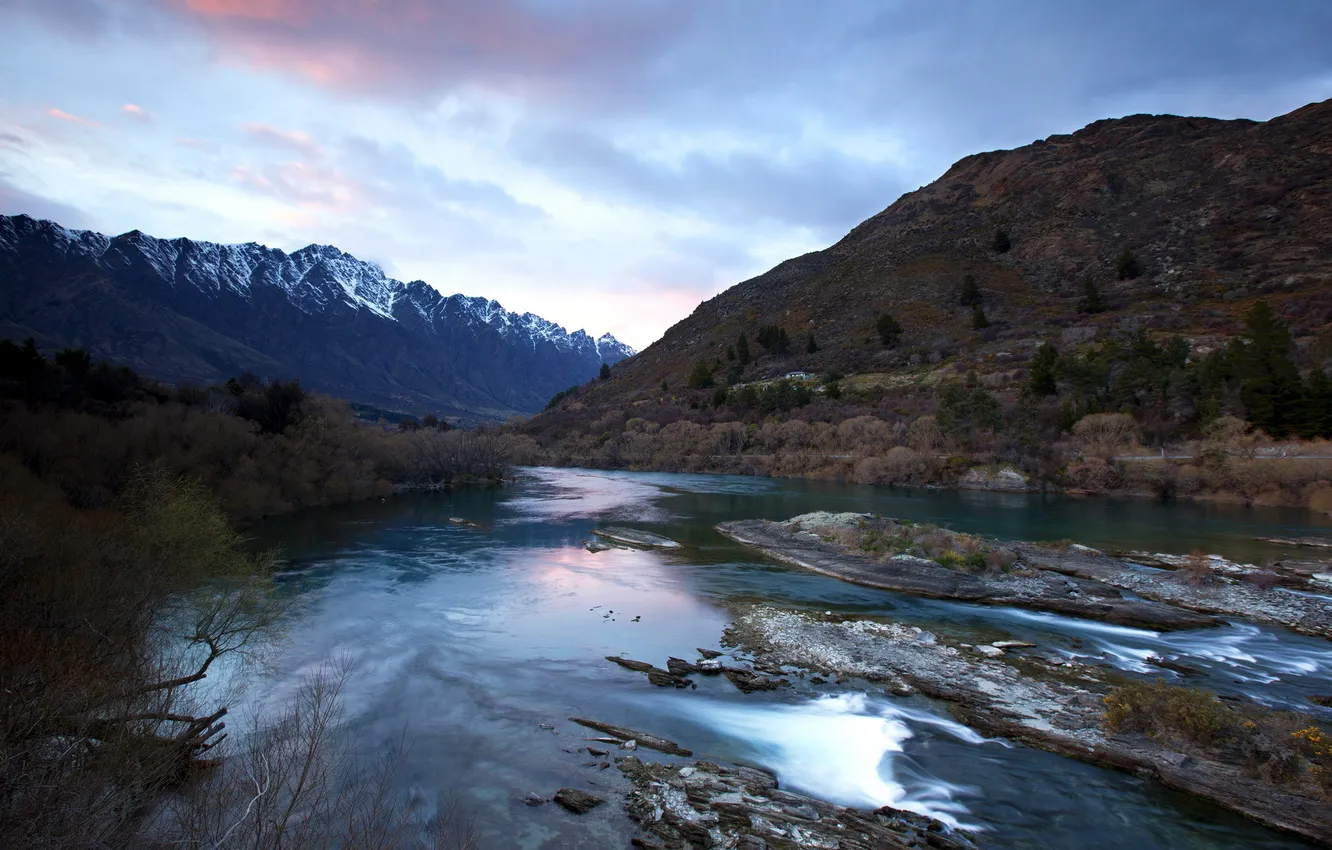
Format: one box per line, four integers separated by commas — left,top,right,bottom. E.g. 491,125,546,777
523,302,1332,512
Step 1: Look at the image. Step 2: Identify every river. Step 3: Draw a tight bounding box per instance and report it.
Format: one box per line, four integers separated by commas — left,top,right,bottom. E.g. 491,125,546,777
238,467,1332,849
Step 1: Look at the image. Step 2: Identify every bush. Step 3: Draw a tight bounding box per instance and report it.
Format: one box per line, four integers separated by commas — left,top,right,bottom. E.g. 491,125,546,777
875,313,903,347
1116,247,1142,280
1103,681,1236,748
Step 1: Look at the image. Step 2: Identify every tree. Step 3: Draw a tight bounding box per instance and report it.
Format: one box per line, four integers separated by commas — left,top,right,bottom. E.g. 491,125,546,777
1116,248,1141,280
1029,342,1059,396
1234,300,1304,435
53,347,92,376
806,332,818,354
959,274,982,306
599,362,611,380
1073,412,1138,459
1079,276,1106,313
937,374,1002,439
875,313,903,347
726,345,736,361
756,325,790,355
736,333,751,365
422,413,439,429
1304,367,1332,438
687,359,715,389
661,379,669,393
971,305,990,330
993,228,1011,253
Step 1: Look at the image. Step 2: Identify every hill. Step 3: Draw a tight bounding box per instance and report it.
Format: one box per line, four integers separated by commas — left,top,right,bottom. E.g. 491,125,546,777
0,215,634,420
523,99,1332,509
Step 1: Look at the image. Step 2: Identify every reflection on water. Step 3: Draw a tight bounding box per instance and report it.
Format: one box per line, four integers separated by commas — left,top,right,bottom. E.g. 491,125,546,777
236,467,1328,850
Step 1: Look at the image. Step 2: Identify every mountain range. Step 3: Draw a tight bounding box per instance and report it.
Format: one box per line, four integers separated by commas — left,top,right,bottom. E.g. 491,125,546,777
0,215,634,419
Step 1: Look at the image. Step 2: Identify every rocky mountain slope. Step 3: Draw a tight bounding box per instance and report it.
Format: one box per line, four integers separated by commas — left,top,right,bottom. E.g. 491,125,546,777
566,98,1332,406
0,215,633,418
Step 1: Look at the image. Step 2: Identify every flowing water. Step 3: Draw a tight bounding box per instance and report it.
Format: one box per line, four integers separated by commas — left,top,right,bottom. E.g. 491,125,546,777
238,467,1332,849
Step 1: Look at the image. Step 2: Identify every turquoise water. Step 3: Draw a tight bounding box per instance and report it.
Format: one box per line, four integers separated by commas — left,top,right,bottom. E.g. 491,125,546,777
239,467,1331,849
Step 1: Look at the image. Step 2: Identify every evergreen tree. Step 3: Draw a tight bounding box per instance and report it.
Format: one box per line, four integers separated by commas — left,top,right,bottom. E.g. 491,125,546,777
1028,342,1059,396
1079,276,1106,313
971,305,990,330
938,374,1003,439
1234,301,1303,435
598,362,611,380
756,325,790,355
726,345,736,362
806,332,818,354
1116,248,1141,280
661,379,669,393
687,360,715,389
875,313,903,347
736,333,751,365
959,274,982,307
993,228,1011,253
1305,367,1332,438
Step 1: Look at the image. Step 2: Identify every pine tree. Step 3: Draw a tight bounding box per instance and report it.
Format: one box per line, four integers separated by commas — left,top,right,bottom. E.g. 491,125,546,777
875,313,902,347
736,333,751,365
1028,342,1059,396
687,359,715,390
756,325,790,355
599,362,611,380
1304,367,1332,438
1079,276,1106,313
959,274,982,307
726,345,736,362
993,228,1011,253
971,305,990,329
1116,248,1141,280
806,332,818,354
1235,301,1304,435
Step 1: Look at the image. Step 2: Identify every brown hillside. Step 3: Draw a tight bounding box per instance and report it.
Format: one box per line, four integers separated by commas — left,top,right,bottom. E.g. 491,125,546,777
573,98,1332,404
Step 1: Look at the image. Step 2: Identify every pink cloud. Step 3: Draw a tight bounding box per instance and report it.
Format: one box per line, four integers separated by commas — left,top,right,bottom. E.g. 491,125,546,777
45,107,102,127
239,122,322,156
122,103,154,121
148,0,689,100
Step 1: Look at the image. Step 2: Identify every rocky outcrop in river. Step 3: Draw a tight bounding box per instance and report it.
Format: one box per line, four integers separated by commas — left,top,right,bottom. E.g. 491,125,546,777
724,606,1332,846
618,756,977,850
716,514,1220,631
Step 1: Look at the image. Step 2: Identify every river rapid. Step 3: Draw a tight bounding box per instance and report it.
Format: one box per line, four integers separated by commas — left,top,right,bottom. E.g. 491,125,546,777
237,467,1332,849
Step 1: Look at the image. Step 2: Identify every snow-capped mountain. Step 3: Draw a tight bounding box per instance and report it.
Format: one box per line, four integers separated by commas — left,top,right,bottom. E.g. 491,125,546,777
0,214,636,417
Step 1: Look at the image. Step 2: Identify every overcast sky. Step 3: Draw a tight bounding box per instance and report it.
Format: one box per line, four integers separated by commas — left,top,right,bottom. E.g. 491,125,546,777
1,1,1329,349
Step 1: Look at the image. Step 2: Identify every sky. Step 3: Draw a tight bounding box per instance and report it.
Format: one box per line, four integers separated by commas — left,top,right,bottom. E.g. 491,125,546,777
1,1,1329,350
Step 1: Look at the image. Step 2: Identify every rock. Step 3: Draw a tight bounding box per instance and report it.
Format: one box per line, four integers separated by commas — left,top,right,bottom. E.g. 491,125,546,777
959,464,1035,492
619,739,638,750
553,787,604,814
521,792,546,806
992,640,1037,649
976,645,1005,657
447,517,480,528
646,668,693,688
569,718,693,756
723,668,786,693
590,527,682,549
665,657,700,676
606,656,655,673
697,648,724,659
619,757,975,850
1309,695,1332,708
587,747,608,756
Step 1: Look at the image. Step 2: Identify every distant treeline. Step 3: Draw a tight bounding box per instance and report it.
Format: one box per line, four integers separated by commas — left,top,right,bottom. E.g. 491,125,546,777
0,339,530,518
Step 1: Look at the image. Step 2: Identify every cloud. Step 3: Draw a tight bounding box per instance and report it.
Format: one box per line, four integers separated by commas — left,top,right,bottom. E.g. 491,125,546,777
239,121,321,156
45,107,102,127
513,123,907,235
0,176,91,227
145,0,692,103
121,103,154,121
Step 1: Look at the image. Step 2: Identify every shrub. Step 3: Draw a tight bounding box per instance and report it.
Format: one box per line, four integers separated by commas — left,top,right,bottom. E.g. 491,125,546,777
1116,247,1142,280
1103,681,1235,748
1072,412,1138,459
